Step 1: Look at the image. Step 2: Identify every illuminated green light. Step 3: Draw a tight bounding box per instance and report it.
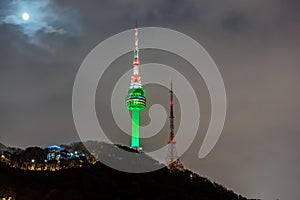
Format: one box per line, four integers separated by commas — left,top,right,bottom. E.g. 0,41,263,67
131,109,140,147
126,87,146,148
126,87,146,111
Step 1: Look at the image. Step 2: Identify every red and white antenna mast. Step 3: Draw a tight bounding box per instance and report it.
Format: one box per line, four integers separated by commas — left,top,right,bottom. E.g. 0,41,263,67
165,81,184,171
130,20,142,88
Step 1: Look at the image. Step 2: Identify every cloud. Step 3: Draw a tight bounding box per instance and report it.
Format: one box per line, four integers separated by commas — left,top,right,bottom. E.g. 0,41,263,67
43,25,67,35
0,0,80,46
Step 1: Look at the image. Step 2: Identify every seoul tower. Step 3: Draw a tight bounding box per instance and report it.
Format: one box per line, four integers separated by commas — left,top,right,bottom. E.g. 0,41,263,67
126,21,146,149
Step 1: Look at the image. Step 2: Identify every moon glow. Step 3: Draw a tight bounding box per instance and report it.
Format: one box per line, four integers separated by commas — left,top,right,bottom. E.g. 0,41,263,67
22,13,30,21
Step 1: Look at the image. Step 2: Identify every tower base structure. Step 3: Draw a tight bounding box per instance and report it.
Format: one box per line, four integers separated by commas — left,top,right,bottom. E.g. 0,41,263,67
165,142,185,172
167,159,185,172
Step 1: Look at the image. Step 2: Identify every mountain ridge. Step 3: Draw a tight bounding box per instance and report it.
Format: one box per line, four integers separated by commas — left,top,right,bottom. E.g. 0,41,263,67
0,143,6,149
0,141,255,199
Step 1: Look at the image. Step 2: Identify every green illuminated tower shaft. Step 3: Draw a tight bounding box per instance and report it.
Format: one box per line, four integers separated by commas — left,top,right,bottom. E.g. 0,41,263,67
125,21,146,148
131,109,140,147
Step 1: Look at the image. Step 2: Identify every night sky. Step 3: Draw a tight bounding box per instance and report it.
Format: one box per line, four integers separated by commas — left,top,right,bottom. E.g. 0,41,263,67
1,0,300,199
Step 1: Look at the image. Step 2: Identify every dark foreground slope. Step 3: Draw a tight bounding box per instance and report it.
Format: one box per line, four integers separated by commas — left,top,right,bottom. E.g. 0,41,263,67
0,162,249,200
0,142,252,200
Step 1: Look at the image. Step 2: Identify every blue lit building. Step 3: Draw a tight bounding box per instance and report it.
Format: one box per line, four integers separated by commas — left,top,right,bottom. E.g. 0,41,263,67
46,145,83,162
46,145,64,161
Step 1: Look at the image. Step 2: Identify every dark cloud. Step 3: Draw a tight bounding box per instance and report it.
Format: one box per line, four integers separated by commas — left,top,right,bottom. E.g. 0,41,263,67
221,11,249,33
0,1,299,199
0,0,81,44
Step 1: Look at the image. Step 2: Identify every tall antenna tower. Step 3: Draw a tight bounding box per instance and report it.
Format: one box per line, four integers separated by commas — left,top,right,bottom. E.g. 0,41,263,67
165,81,184,171
125,21,146,149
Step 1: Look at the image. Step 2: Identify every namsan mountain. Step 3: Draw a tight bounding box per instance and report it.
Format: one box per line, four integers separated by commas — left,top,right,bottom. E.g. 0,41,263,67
0,141,254,200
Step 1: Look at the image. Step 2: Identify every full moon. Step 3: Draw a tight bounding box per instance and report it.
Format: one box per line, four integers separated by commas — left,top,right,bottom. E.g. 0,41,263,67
22,13,30,21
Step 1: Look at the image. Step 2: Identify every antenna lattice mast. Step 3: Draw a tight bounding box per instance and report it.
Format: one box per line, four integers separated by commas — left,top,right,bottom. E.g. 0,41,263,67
165,81,184,171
